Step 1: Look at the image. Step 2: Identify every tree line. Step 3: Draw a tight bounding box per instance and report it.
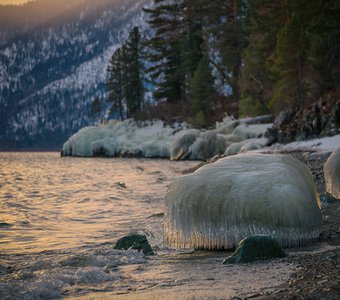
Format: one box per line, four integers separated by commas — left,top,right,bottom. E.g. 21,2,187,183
101,0,340,127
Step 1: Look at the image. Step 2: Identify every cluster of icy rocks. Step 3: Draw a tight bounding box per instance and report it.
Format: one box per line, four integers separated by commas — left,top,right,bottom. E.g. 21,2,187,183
62,116,273,160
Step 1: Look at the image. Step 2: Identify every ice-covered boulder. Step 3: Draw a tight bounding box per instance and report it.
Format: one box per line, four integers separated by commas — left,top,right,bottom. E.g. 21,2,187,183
215,117,239,135
170,129,201,160
232,124,272,140
165,153,321,249
189,132,229,160
63,126,113,157
324,147,340,198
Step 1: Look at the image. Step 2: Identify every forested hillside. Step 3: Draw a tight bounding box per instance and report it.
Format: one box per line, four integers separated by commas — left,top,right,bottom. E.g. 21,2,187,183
106,0,339,135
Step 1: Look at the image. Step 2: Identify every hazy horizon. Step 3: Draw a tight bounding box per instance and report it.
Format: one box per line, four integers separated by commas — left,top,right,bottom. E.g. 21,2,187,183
0,0,30,5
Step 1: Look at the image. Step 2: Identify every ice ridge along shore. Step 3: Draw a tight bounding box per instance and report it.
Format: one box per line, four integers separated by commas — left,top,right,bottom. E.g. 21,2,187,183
61,116,273,160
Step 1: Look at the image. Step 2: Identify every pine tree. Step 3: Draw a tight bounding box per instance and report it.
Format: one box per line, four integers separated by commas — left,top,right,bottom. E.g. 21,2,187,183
239,0,283,116
190,55,216,127
106,47,126,120
106,27,144,119
124,27,144,116
143,1,187,103
91,96,103,123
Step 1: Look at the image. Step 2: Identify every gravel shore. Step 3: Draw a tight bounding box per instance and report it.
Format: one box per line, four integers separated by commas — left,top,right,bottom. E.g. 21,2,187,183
251,150,340,300
184,150,340,300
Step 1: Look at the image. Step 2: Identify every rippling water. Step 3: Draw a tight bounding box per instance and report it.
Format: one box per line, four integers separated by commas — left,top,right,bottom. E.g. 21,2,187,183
0,152,292,299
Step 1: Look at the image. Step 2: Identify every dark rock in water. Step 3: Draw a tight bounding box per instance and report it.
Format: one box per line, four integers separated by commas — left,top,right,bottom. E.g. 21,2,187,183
222,235,286,264
114,234,155,256
115,182,127,189
0,222,12,227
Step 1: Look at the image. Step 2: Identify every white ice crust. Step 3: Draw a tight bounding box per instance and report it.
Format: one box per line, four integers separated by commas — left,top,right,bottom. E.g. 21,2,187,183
62,116,272,160
165,153,321,249
324,147,340,198
62,120,182,158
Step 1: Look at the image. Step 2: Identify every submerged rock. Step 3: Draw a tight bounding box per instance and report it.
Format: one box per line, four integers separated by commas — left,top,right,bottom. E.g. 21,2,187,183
165,153,321,249
114,234,155,256
324,147,340,199
222,235,286,264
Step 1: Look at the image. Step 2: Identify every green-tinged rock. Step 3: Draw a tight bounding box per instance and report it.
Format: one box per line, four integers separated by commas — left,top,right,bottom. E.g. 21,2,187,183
320,192,338,204
114,234,155,256
222,235,286,264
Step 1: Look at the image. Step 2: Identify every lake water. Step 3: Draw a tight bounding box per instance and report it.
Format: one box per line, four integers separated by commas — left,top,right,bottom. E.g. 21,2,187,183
0,152,293,299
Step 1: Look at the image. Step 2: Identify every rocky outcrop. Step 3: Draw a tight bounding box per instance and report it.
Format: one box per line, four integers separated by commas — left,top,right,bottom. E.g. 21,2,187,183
266,96,340,144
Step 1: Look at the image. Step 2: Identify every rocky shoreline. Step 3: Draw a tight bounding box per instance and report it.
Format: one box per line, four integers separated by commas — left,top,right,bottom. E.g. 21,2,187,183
237,150,340,300
182,149,339,299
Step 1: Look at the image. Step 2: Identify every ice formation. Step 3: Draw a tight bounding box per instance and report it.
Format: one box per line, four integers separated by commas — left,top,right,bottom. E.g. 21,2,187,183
169,129,201,160
324,147,340,198
169,117,272,160
62,115,272,159
62,120,182,158
165,153,321,249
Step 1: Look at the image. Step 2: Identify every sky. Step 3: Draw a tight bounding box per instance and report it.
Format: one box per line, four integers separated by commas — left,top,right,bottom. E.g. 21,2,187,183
0,0,30,4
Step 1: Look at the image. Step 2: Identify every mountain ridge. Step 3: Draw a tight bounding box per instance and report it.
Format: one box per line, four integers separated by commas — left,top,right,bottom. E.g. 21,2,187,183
0,0,152,149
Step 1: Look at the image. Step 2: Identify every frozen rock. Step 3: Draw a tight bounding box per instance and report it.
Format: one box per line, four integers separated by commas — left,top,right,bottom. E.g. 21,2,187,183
232,124,272,140
239,138,269,153
215,117,239,135
62,119,180,158
324,147,340,198
224,139,252,156
189,132,228,160
222,235,286,264
165,153,321,249
170,129,201,160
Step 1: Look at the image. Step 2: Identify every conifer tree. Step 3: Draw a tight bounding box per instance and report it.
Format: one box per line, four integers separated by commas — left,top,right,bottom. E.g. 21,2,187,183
190,55,216,127
124,27,144,116
106,26,144,119
91,96,103,123
144,1,188,103
106,47,126,120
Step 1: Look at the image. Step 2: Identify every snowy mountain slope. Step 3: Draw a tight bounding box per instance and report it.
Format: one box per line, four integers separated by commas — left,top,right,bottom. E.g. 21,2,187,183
0,0,152,149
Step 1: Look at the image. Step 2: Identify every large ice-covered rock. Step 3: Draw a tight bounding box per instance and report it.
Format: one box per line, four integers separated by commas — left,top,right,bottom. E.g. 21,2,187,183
324,147,340,198
165,153,321,249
